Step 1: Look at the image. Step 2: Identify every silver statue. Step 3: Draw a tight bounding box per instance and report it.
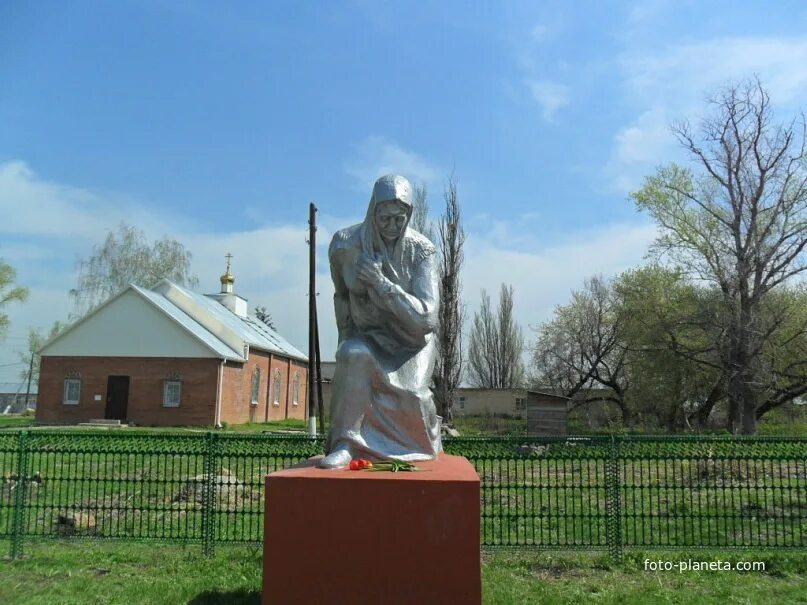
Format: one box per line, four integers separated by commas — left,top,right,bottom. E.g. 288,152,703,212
319,174,442,469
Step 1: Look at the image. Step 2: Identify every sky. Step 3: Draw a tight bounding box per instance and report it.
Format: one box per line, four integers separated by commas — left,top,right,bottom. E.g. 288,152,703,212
3,0,807,383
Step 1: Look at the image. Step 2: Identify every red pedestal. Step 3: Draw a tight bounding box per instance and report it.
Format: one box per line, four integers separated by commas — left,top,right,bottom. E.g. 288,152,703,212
262,454,481,605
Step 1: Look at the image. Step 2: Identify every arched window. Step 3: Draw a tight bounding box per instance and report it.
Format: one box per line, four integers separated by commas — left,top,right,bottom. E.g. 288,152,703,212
273,369,282,406
251,367,261,406
293,372,300,406
163,371,182,408
63,371,81,405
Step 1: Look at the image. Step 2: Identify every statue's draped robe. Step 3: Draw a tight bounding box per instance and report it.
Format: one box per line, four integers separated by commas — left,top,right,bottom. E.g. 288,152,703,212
326,201,442,461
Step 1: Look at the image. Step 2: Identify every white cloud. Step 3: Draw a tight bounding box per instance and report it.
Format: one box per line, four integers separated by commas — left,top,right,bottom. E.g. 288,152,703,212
344,136,441,191
605,107,678,193
463,221,658,336
0,160,195,242
527,79,569,121
0,161,111,239
607,35,807,193
621,37,807,105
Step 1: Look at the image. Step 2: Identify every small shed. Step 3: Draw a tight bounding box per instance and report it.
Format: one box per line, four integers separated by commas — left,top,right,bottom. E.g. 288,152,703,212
526,391,569,435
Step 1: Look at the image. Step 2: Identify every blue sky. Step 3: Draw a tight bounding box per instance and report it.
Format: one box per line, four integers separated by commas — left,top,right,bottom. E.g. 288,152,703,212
3,0,807,382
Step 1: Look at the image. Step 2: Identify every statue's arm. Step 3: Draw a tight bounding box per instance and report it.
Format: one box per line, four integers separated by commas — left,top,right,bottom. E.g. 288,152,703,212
330,246,354,344
371,252,439,338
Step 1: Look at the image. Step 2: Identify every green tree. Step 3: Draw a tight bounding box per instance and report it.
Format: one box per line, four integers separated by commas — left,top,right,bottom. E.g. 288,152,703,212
614,266,723,431
70,222,199,319
18,320,67,386
534,266,807,433
532,276,631,426
752,285,807,418
0,259,29,340
632,79,807,434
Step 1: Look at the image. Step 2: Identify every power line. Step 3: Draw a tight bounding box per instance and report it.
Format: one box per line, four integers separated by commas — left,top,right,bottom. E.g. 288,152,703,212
0,361,25,368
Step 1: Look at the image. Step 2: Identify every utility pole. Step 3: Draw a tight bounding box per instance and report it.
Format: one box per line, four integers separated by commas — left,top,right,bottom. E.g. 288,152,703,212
307,203,320,437
24,354,34,411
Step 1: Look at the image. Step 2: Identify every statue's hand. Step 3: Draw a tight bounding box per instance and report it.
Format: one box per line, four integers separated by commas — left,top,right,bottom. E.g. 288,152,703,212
357,255,386,288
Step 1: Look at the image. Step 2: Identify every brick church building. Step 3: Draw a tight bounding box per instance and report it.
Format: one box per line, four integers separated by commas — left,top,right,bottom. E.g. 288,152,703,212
36,265,308,427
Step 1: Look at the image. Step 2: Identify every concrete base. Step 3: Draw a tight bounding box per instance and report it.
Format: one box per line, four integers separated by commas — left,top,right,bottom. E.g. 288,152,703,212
262,454,481,605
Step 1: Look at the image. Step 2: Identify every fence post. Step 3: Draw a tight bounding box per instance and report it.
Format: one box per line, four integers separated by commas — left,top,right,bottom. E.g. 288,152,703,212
605,435,623,562
202,431,217,558
10,431,30,559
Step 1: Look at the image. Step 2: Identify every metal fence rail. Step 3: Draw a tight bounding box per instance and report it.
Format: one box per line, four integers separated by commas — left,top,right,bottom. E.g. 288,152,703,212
1,431,804,559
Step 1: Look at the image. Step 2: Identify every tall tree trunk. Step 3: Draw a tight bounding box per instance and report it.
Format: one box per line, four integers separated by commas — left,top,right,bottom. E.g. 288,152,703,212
727,323,760,434
688,380,723,429
740,381,758,434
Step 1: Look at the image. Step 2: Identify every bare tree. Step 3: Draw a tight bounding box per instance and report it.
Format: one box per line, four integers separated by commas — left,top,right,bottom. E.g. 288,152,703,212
410,181,435,243
70,222,199,319
432,176,466,426
468,290,497,388
468,283,525,389
632,78,807,434
254,305,276,330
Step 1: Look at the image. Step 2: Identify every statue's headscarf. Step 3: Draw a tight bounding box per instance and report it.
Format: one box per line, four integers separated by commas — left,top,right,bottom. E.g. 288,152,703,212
360,174,414,284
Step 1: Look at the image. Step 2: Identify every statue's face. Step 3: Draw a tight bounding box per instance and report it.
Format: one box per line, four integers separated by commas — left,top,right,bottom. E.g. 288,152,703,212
375,200,408,241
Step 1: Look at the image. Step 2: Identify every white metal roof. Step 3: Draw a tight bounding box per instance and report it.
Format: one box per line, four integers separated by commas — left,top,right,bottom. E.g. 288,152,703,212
132,285,245,361
38,280,308,364
158,281,308,362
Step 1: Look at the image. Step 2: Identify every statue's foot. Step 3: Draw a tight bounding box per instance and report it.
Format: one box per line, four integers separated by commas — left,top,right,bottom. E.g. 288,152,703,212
318,448,352,469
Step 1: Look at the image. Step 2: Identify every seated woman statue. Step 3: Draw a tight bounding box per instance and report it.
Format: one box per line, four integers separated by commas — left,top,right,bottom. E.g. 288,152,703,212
319,174,442,469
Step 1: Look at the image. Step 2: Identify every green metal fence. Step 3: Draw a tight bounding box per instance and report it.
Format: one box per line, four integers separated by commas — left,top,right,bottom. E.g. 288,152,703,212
1,430,804,559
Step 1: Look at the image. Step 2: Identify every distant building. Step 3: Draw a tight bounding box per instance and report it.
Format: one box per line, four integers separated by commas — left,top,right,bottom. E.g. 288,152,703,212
0,382,38,413
454,388,529,418
455,388,569,434
36,264,308,427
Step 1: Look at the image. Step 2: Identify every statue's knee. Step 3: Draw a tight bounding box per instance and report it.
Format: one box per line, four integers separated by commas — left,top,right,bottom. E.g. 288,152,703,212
337,340,372,366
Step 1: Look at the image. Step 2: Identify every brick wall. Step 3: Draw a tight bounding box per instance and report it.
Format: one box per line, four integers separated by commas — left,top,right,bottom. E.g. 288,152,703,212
285,359,308,421
38,353,309,427
220,351,308,425
37,356,220,426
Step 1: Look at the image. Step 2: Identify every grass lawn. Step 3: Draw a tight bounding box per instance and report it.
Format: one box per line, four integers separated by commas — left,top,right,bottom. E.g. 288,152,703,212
0,416,36,429
0,542,804,604
453,414,526,436
3,407,802,437
0,416,309,433
221,418,307,432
